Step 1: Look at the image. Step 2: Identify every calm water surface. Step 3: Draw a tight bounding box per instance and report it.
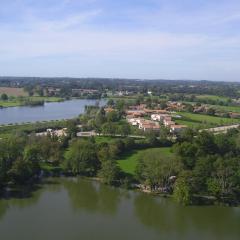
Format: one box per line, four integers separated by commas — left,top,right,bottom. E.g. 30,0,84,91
0,99,106,125
0,178,239,240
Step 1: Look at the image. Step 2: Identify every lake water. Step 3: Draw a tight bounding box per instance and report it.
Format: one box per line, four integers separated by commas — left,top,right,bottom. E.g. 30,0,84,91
0,99,106,125
0,178,239,240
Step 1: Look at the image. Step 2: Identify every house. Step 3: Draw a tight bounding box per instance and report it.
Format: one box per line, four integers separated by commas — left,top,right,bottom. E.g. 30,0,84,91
170,125,187,134
104,107,115,113
151,113,171,122
229,112,240,119
72,89,98,95
151,114,161,121
128,104,147,110
126,117,140,126
36,128,67,137
125,110,146,117
164,120,175,127
46,87,61,96
138,120,160,132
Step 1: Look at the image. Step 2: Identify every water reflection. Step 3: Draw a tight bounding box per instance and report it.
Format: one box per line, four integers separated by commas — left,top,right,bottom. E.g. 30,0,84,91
0,201,8,220
63,178,120,215
0,99,106,125
134,194,240,240
0,178,239,240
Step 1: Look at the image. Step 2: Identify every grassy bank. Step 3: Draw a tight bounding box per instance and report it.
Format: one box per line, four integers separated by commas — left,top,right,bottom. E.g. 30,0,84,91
117,147,173,175
0,96,64,108
0,120,69,139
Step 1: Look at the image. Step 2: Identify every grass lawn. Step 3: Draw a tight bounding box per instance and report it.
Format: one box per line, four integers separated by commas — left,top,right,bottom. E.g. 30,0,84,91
0,99,23,107
176,112,240,129
117,147,173,175
94,136,121,144
29,96,63,102
40,162,63,173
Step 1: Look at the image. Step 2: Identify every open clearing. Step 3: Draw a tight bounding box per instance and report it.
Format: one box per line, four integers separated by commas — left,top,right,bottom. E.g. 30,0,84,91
117,147,173,175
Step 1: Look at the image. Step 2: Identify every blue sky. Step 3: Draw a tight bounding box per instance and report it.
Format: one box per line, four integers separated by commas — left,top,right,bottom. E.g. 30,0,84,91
0,0,240,81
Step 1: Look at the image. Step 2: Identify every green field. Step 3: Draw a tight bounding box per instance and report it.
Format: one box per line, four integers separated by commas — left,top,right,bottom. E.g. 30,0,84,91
175,112,240,129
94,136,123,143
209,104,240,113
196,94,229,101
0,96,63,108
117,147,173,175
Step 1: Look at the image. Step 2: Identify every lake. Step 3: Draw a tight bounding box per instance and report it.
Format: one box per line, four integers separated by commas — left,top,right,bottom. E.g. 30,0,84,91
0,99,106,125
0,178,239,240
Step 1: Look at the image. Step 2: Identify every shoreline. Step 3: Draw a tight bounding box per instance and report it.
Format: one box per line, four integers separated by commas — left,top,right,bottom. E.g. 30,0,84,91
2,174,238,207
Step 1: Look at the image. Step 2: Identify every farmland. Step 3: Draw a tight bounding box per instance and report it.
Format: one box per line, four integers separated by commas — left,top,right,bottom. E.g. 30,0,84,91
0,87,27,96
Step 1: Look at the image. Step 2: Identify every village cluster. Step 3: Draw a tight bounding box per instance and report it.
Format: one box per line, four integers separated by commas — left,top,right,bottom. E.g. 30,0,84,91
125,104,187,134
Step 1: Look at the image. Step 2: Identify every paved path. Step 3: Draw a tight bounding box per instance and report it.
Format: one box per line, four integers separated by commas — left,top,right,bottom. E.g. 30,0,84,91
200,124,240,134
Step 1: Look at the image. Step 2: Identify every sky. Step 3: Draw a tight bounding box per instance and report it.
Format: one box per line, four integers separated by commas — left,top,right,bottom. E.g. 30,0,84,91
0,0,240,81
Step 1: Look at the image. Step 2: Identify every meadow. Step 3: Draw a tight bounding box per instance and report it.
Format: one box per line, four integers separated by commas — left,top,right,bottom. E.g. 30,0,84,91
117,147,173,175
175,112,240,129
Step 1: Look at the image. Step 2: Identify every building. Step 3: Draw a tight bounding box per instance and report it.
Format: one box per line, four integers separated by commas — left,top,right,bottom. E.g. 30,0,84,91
128,104,147,111
72,89,98,95
151,113,169,121
164,120,175,127
104,107,115,113
125,110,146,117
138,119,160,132
36,128,67,137
170,125,187,134
229,112,240,119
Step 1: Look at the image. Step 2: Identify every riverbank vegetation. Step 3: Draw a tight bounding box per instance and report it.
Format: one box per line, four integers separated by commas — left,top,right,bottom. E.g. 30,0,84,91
1,78,240,206
0,95,63,108
1,122,240,206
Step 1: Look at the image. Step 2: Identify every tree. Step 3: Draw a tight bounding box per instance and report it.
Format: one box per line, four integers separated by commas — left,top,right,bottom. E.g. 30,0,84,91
173,175,192,205
174,142,197,170
64,140,100,176
7,158,34,184
101,122,116,135
178,128,195,143
206,108,216,116
99,159,121,185
208,157,240,198
23,145,41,175
192,156,215,193
107,99,114,106
1,93,8,101
146,131,158,146
195,131,217,155
136,151,178,191
118,123,130,136
66,120,78,137
106,111,119,122
95,108,106,129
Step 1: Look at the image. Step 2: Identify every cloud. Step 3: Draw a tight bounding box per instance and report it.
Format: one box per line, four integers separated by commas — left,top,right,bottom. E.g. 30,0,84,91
0,0,240,81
